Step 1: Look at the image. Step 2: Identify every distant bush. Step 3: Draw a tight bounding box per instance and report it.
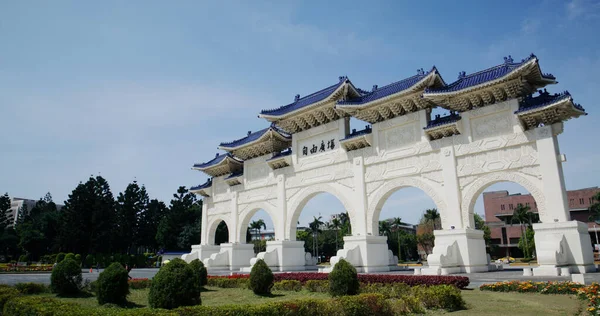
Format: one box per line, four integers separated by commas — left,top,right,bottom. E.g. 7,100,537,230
148,258,200,309
17,254,29,263
249,259,273,295
75,254,82,265
14,282,48,294
85,254,94,267
329,259,359,297
273,280,302,292
64,253,76,262
305,280,329,292
96,262,130,305
207,277,249,288
50,258,82,296
56,252,66,263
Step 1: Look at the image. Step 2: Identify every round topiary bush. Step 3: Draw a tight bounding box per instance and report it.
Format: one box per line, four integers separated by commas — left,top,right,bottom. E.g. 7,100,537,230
50,258,82,296
56,253,66,263
328,258,359,296
85,254,94,268
96,262,130,305
148,258,200,309
64,253,76,262
188,259,207,289
249,259,273,295
74,254,81,265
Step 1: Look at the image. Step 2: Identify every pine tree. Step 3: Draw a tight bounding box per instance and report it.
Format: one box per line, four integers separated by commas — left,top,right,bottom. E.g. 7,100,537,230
116,181,149,254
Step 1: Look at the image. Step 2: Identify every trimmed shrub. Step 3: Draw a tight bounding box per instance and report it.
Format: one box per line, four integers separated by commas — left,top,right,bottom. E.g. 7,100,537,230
329,259,359,297
65,253,76,262
96,262,130,305
3,296,86,316
0,286,21,311
188,259,203,290
17,254,29,263
305,280,329,292
249,259,274,295
413,285,466,311
272,280,302,292
75,254,82,265
198,261,208,286
50,258,83,296
14,282,48,294
56,252,66,263
360,282,411,298
207,277,248,288
148,258,200,309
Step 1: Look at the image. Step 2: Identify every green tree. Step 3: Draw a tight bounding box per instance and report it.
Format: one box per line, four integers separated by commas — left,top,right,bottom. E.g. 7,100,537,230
330,218,341,252
424,209,441,230
116,181,149,254
137,199,167,253
518,227,535,259
511,203,533,258
156,186,200,251
59,176,116,256
417,232,435,255
214,221,229,245
16,193,60,261
378,220,391,237
391,217,407,261
0,193,19,260
309,216,324,260
473,213,492,249
249,219,267,252
588,192,600,223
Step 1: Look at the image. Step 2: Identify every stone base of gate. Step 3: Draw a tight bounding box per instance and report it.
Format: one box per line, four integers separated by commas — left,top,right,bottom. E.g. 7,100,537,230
422,228,490,275
220,243,255,271
182,244,221,263
532,221,595,276
241,240,309,272
323,235,391,273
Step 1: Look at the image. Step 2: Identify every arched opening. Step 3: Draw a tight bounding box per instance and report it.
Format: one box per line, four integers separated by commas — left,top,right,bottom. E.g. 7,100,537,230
470,181,541,261
214,221,229,245
242,208,276,254
374,186,439,262
290,192,353,264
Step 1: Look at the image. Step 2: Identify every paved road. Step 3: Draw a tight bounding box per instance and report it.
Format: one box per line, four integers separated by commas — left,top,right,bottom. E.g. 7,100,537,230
2,266,600,289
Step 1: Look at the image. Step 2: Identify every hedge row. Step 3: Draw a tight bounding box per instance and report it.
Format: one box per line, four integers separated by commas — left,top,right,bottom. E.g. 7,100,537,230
2,293,455,315
209,272,470,289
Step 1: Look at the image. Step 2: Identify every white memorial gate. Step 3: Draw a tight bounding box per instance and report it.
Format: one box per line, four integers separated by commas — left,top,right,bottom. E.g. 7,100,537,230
182,54,592,276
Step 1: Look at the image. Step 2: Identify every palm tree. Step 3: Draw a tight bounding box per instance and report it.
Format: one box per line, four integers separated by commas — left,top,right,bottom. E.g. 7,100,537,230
330,218,342,251
338,212,351,235
309,216,324,260
424,209,441,230
391,217,405,260
379,220,391,237
511,204,532,258
249,219,266,251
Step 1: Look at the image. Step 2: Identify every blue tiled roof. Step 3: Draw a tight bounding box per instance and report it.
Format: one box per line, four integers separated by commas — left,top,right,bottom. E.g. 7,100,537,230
219,125,291,148
225,171,244,179
260,77,351,117
425,54,555,95
338,67,441,106
341,126,372,141
424,113,462,129
516,90,586,114
192,153,241,169
268,148,292,161
190,179,212,191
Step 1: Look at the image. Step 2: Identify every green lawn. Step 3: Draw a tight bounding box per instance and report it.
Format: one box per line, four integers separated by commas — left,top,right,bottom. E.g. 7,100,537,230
42,287,586,315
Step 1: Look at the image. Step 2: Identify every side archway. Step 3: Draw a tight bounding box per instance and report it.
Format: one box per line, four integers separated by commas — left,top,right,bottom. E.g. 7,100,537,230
206,214,233,245
368,177,447,235
286,183,358,240
461,171,546,228
237,202,279,243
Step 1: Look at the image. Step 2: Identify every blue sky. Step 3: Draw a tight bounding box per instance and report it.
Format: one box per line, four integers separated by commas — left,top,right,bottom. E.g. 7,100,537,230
1,0,599,229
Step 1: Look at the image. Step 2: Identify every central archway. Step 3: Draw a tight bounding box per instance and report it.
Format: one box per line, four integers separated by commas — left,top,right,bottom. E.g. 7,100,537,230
286,183,357,241
237,202,279,248
368,177,447,236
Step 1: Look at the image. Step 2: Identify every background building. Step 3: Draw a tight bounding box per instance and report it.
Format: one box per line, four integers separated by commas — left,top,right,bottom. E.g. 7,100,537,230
8,197,64,227
484,187,600,258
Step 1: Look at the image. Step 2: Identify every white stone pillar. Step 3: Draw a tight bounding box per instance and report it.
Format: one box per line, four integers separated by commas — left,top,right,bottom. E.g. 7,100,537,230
535,124,569,222
352,157,368,236
201,198,209,245
277,174,287,241
230,192,238,243
439,146,463,229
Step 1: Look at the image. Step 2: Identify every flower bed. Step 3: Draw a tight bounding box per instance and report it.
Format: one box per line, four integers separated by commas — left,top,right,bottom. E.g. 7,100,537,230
0,264,53,273
479,281,586,294
481,281,600,315
208,272,470,289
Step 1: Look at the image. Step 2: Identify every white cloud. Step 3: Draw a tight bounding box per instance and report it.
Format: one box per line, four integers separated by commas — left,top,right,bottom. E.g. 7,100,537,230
566,0,600,20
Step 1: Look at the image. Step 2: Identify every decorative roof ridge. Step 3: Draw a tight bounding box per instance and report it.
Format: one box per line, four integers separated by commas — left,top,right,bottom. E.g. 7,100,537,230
337,66,441,107
218,124,291,148
190,178,212,191
424,54,553,95
259,77,350,115
515,90,586,114
193,153,242,169
424,112,462,129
